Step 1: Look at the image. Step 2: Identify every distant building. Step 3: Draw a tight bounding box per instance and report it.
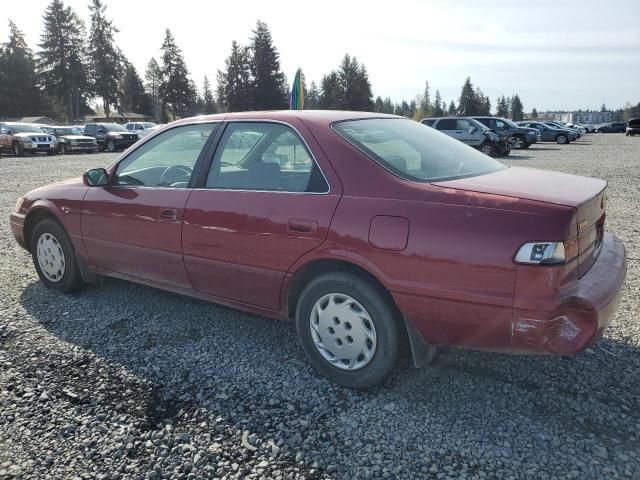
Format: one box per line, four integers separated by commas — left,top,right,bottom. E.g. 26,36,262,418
8,116,61,126
84,112,155,124
554,111,612,124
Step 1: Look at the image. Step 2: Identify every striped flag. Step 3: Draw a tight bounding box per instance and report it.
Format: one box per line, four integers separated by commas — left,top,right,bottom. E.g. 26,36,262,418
290,68,304,110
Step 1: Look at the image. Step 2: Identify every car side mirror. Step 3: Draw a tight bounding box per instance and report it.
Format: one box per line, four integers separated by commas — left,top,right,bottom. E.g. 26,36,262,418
83,168,109,186
469,127,478,134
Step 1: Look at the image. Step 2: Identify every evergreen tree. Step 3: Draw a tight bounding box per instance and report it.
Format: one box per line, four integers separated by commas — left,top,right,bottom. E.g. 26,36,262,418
374,96,384,112
319,54,373,111
0,21,42,117
409,100,417,119
37,0,89,122
305,81,320,109
144,58,162,120
202,76,218,113
88,0,122,117
448,100,456,115
496,96,509,117
217,40,252,112
457,77,479,116
511,94,524,121
600,103,607,112
159,29,196,119
319,72,341,109
420,81,431,117
119,62,152,115
249,21,287,110
432,90,444,116
531,107,538,119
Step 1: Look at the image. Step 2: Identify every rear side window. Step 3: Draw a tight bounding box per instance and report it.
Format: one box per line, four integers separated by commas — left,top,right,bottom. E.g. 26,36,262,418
206,122,328,193
421,119,435,127
435,119,456,130
333,118,506,182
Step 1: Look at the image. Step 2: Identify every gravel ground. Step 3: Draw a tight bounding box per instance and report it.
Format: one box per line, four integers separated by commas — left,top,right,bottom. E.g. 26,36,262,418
0,134,639,480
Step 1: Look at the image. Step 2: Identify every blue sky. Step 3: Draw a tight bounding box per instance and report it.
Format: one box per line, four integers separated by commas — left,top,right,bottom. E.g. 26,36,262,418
3,0,639,112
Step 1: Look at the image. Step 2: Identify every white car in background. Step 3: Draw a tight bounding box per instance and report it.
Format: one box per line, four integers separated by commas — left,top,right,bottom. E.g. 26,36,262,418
124,122,157,138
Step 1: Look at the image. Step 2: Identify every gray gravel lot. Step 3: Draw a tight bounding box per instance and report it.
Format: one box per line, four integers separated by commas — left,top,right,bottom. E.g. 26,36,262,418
0,134,639,480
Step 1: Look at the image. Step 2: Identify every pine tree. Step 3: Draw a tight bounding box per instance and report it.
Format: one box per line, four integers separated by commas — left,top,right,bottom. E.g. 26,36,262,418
88,0,122,117
496,96,509,117
420,81,431,117
382,97,395,114
217,40,252,112
119,62,152,115
0,20,42,117
531,108,538,119
202,76,218,114
305,81,320,109
511,94,524,121
319,72,341,109
145,58,162,120
319,54,373,111
159,29,196,119
432,90,444,116
249,21,287,110
457,77,479,116
37,0,89,122
448,101,456,115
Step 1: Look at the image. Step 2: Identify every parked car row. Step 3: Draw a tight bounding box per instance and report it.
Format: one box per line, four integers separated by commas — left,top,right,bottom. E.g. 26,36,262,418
0,121,160,157
421,117,514,157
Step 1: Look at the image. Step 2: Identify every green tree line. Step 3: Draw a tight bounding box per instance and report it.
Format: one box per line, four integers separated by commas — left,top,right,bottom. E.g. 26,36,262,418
1,1,638,123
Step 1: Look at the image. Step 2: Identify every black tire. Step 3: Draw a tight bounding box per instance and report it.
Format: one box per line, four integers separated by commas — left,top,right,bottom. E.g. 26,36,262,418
106,139,115,152
556,134,568,144
511,136,528,150
295,272,402,389
30,218,85,293
47,149,56,156
12,142,24,157
479,141,497,157
63,143,71,155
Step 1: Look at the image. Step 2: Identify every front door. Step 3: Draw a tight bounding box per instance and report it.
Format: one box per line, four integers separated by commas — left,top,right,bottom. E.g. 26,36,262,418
81,122,219,288
182,121,341,310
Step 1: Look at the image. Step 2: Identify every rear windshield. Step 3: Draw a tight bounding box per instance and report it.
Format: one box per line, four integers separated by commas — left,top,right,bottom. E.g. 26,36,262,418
333,118,506,182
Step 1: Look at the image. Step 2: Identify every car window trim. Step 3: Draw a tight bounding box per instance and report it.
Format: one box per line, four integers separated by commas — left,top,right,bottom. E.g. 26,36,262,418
106,121,222,190
195,119,331,195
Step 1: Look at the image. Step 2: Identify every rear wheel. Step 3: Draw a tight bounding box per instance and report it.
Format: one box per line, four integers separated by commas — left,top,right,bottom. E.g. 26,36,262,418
556,134,568,144
30,218,85,293
295,272,401,389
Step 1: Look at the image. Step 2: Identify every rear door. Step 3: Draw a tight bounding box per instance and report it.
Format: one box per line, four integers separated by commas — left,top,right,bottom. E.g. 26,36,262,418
81,122,219,288
435,118,459,140
182,120,342,310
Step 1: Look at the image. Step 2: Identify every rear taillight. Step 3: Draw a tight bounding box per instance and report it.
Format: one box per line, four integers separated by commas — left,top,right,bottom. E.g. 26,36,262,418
514,242,566,265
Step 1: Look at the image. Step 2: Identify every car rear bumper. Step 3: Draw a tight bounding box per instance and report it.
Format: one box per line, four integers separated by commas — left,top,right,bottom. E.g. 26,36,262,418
511,233,627,354
9,212,27,250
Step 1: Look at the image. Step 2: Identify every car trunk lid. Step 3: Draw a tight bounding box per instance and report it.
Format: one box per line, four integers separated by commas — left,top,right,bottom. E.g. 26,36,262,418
432,166,607,276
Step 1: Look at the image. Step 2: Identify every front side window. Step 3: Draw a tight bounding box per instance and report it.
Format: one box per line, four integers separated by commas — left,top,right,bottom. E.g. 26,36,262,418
114,123,217,187
456,119,475,131
206,122,328,193
333,118,506,182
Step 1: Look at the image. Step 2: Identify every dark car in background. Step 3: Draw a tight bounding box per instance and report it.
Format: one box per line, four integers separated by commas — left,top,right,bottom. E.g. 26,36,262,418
84,123,139,152
517,121,577,144
471,116,540,149
596,122,627,133
541,122,582,139
421,117,511,156
41,126,98,154
626,119,640,136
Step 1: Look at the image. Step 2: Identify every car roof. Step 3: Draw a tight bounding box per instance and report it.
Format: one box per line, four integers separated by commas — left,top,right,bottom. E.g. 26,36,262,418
171,110,401,129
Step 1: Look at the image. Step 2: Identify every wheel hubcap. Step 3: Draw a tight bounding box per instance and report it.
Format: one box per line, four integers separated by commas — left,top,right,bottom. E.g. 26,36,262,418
36,233,65,282
513,138,524,148
481,145,492,154
309,293,377,371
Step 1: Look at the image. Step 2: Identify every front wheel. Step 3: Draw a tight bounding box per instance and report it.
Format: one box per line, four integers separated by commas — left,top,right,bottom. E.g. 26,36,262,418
556,134,568,144
12,142,24,157
295,272,401,389
63,143,71,155
30,218,85,293
106,139,116,152
511,136,528,149
479,142,497,157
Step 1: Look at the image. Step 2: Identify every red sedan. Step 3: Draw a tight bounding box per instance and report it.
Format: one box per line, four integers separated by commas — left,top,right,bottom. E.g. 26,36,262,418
10,111,627,389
